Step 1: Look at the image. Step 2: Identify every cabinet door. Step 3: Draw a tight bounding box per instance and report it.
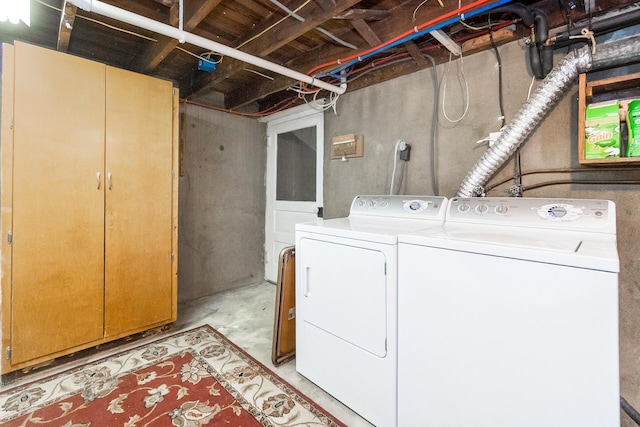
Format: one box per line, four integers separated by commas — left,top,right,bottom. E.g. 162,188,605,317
104,67,174,336
11,43,106,364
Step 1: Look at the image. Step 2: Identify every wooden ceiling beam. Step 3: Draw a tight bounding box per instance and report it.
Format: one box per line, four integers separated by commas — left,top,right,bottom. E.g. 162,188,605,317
403,41,430,66
314,0,337,12
131,0,223,73
223,0,488,108
153,0,175,7
57,0,77,53
227,0,577,108
333,9,391,21
351,19,382,47
183,0,361,99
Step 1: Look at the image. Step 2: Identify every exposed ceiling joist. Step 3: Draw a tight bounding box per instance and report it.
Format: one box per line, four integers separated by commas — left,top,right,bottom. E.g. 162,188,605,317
184,0,361,99
313,0,337,12
333,9,392,21
57,0,77,52
403,40,430,66
351,18,383,47
131,0,223,73
3,0,634,114
224,0,467,108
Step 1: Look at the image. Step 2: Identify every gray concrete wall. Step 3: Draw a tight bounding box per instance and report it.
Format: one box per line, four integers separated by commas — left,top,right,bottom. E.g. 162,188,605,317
178,103,266,302
324,40,640,425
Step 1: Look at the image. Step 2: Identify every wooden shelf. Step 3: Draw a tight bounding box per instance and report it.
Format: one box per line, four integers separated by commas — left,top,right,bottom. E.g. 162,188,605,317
578,72,640,165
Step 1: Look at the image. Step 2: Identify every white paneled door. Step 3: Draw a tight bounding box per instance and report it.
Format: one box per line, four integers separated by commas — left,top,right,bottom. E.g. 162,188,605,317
263,105,324,282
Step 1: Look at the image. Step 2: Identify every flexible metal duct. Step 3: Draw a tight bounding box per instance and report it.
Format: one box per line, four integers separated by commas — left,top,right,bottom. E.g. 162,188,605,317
457,34,640,197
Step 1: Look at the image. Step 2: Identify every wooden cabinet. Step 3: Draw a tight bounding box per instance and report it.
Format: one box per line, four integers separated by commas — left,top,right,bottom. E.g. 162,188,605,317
0,42,179,373
578,71,640,165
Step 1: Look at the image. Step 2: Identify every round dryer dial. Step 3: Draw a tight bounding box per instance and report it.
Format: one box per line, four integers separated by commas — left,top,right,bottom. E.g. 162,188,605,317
537,203,583,221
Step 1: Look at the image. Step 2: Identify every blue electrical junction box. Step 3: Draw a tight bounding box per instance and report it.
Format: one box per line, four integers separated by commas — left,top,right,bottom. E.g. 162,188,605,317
198,58,216,72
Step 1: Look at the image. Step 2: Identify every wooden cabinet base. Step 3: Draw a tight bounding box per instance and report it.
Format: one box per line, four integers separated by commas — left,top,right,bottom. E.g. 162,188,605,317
2,323,174,377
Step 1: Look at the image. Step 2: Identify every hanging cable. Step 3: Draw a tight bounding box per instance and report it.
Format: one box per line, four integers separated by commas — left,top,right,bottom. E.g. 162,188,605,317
422,53,440,195
307,0,511,78
390,139,407,195
441,52,470,123
489,23,506,128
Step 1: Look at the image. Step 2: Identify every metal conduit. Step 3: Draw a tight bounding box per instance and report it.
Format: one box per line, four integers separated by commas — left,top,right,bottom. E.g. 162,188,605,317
457,33,640,197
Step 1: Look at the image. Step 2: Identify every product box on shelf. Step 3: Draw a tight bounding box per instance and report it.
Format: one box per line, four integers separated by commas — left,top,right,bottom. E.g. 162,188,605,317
584,100,621,159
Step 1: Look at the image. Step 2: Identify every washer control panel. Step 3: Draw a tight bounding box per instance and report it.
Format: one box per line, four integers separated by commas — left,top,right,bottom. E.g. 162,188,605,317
448,197,615,232
350,195,447,219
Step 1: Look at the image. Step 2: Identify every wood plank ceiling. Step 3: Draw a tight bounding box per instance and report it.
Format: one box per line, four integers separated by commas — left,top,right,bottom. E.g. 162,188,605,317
0,0,637,115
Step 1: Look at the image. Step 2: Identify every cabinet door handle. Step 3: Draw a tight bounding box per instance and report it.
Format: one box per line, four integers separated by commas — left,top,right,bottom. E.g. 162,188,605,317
107,173,112,190
96,172,101,190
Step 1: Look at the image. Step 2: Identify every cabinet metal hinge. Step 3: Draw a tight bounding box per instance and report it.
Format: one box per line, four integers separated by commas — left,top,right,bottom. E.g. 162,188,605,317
172,170,175,180
171,253,174,263
7,231,12,245
9,117,13,129
5,346,10,360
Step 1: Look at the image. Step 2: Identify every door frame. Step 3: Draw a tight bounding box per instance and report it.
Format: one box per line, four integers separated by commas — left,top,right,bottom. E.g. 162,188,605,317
261,103,324,282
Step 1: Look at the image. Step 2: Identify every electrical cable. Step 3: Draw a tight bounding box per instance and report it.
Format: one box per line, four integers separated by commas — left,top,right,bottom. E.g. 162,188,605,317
342,20,517,84
390,139,406,195
489,22,506,129
621,396,640,426
175,46,223,65
242,68,274,80
423,53,440,195
35,0,158,41
441,52,470,123
413,0,443,22
181,96,298,118
307,0,511,78
265,0,357,50
526,74,536,99
236,0,313,49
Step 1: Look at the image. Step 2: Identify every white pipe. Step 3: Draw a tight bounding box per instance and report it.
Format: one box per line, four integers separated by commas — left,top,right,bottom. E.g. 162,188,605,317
69,0,347,95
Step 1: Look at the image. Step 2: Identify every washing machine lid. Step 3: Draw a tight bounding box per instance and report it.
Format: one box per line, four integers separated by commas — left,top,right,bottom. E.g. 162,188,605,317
296,216,445,244
399,225,619,272
296,195,448,244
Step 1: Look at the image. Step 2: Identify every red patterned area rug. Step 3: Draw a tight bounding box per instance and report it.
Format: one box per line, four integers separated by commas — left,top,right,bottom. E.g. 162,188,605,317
0,325,345,427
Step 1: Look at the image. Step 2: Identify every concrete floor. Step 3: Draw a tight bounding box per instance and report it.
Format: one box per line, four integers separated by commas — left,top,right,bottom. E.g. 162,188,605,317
175,281,374,427
1,282,372,426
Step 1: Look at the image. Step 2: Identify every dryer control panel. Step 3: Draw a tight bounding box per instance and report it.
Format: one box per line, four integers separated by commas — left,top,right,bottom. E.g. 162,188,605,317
350,195,447,220
448,197,616,233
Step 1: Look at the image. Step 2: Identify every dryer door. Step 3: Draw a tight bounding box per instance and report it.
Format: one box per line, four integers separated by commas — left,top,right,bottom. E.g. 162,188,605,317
297,237,388,357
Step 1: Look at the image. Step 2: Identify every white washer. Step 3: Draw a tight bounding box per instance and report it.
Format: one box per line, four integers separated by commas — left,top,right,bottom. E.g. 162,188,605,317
398,197,620,427
295,195,447,427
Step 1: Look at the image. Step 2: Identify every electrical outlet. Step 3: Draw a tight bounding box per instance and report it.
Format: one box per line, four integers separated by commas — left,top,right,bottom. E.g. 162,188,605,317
400,144,411,161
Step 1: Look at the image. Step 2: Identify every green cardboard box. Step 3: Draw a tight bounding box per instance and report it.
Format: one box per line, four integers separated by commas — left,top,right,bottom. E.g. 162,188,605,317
584,100,621,159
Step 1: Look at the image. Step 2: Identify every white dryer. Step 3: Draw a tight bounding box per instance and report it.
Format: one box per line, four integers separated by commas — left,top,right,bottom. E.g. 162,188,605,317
398,197,619,427
295,195,447,427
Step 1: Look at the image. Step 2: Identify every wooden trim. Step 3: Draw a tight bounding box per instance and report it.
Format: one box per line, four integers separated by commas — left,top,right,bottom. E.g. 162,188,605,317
171,88,180,322
1,44,15,375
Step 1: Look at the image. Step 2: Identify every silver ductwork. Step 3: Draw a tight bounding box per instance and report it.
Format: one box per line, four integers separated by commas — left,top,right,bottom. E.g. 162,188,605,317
457,34,640,197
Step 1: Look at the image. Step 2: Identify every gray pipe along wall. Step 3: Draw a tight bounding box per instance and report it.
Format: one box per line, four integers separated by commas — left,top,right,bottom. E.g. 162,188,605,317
457,33,640,198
